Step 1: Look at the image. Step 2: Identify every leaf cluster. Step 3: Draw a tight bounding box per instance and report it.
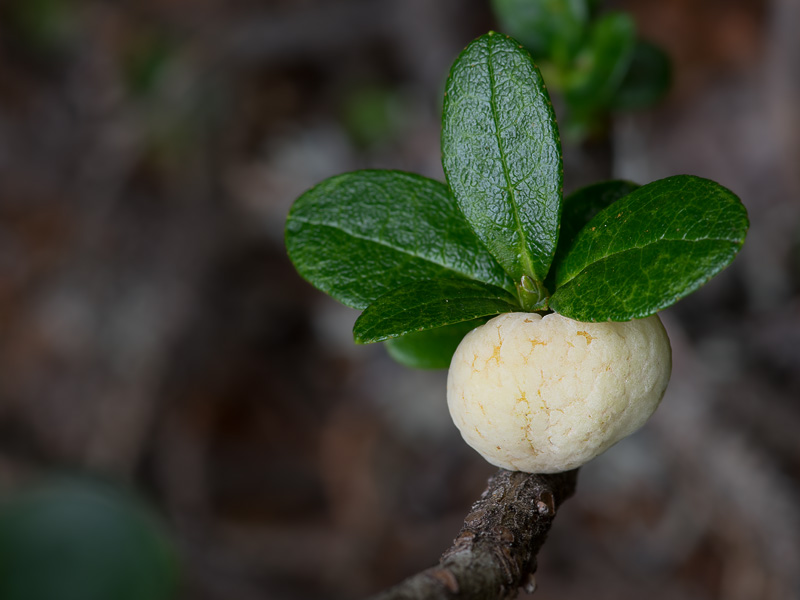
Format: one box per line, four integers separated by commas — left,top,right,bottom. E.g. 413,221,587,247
491,0,671,137
285,32,748,369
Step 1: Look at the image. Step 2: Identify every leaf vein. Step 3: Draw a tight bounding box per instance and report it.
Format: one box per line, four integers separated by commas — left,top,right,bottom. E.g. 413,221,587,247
486,37,532,281
558,237,742,287
289,216,504,287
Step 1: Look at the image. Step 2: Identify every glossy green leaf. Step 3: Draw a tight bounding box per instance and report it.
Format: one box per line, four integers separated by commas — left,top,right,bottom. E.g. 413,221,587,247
285,170,515,309
0,480,178,600
557,180,640,259
441,32,563,285
490,0,590,61
564,12,636,114
611,40,671,111
550,175,749,321
384,318,486,369
354,279,519,344
547,179,638,290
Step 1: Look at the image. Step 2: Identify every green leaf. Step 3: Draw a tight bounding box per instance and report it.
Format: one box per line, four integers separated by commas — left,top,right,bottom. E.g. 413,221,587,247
611,40,671,111
556,180,640,260
441,32,563,286
354,279,519,344
550,175,749,321
490,0,590,61
564,12,636,115
547,179,638,290
0,480,178,600
384,318,486,369
285,170,515,309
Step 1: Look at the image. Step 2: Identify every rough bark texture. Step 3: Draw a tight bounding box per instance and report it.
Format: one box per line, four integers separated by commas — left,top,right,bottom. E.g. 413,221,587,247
369,469,578,600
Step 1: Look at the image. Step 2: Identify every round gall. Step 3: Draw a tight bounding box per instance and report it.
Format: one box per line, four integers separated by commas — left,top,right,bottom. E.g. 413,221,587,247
447,312,671,473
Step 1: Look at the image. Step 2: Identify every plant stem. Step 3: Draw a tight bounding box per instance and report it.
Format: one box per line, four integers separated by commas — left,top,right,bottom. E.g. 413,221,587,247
517,276,550,312
367,469,578,600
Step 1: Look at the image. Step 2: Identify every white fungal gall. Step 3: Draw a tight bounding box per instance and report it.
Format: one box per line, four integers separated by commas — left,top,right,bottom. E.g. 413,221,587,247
447,312,671,473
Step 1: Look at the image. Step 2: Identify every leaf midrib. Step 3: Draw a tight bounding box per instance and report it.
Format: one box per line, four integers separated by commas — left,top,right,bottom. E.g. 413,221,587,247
486,36,534,281
288,215,514,292
557,236,742,287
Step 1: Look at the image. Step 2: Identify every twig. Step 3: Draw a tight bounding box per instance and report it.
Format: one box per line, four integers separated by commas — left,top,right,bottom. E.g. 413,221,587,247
368,469,578,600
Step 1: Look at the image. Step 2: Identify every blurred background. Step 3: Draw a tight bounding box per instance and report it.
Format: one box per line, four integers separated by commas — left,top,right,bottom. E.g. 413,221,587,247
0,0,799,599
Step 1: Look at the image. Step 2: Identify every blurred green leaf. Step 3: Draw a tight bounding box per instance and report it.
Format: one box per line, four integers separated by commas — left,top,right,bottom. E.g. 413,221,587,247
564,12,636,117
441,32,563,286
340,85,406,148
354,279,519,344
490,0,590,62
0,479,178,600
384,318,486,369
611,40,672,111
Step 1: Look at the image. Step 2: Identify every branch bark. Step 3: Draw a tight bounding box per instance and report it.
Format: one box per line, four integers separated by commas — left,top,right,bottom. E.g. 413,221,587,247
369,469,578,600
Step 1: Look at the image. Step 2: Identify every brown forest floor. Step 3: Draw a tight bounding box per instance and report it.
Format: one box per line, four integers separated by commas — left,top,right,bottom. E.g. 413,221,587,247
0,1,799,599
